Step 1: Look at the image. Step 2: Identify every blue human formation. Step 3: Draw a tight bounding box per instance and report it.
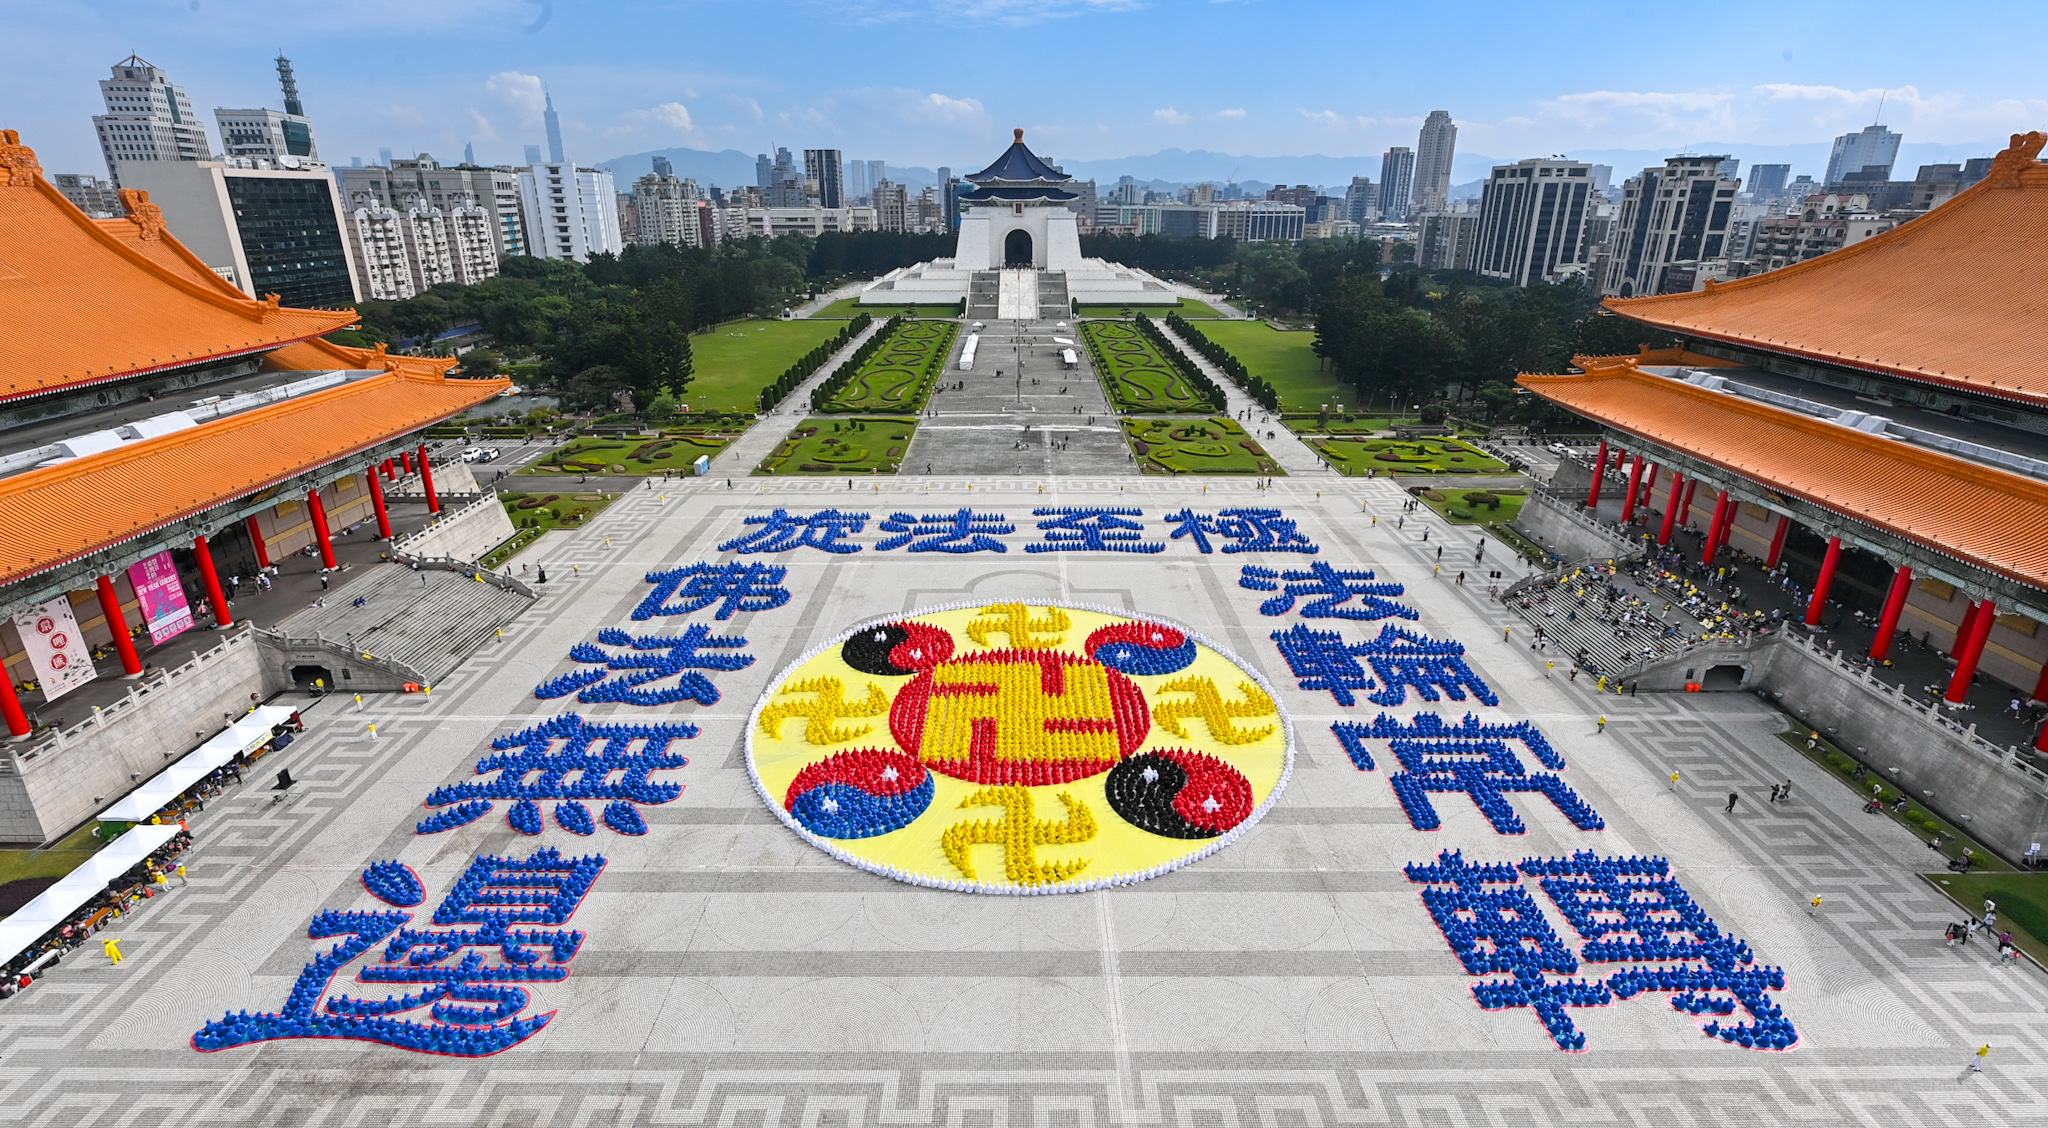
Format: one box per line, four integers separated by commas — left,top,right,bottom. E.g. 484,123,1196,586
1025,508,1164,553
1269,623,1498,707
1336,713,1602,834
535,625,754,707
1405,849,1797,1052
1165,508,1320,554
1241,562,1417,621
875,509,1014,553
634,562,791,620
193,850,607,1057
719,508,869,554
418,714,694,836
361,860,425,907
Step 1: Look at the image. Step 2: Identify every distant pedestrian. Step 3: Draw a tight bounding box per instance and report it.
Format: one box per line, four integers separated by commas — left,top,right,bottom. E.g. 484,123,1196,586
1770,784,1782,803
102,938,123,965
1970,1044,1990,1073
1780,779,1792,802
1808,895,1823,918
1669,771,1680,791
176,864,188,887
1569,668,1580,683
1725,792,1739,814
1597,715,1607,733
319,573,329,591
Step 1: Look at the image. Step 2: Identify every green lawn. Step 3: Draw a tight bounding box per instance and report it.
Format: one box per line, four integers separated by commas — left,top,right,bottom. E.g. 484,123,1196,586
684,319,850,413
757,417,917,475
500,491,620,532
1417,488,1530,525
1193,321,1344,410
819,320,959,413
810,297,961,319
1923,873,2048,965
520,433,734,475
1076,299,1223,319
0,823,104,915
1124,417,1284,475
1308,436,1513,476
1081,321,1210,413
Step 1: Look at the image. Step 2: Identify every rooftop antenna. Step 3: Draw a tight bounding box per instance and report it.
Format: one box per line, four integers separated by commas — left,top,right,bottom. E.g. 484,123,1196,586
1873,91,1885,125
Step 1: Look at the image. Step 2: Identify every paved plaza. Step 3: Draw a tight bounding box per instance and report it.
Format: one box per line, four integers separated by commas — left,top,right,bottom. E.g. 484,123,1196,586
3,476,2044,1126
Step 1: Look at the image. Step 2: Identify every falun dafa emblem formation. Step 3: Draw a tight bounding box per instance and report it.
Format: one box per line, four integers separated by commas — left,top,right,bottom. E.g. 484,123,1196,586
746,602,1294,892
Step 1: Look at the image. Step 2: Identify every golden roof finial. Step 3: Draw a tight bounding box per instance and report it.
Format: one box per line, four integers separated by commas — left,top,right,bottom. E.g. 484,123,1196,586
1015,128,1025,143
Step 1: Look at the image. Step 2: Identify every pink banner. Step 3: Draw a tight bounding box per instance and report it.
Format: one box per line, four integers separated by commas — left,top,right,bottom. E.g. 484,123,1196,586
127,550,192,645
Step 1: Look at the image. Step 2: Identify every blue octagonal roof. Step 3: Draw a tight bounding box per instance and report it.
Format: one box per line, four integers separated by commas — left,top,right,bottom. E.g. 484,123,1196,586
966,129,1071,184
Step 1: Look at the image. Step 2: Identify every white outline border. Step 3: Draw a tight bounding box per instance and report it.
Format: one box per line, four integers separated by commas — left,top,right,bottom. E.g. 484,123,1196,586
743,600,1298,895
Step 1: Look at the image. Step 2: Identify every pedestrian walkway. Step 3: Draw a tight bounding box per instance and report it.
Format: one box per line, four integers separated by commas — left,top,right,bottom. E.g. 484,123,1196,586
1153,321,1329,476
706,318,888,480
275,566,533,683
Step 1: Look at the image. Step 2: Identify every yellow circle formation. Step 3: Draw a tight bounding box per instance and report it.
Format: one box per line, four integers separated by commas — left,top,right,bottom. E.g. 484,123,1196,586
746,602,1294,893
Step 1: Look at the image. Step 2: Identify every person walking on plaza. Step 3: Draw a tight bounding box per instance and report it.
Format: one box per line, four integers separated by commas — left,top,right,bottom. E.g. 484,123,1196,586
1770,783,1782,803
319,572,329,591
1808,895,1823,918
1780,779,1792,803
1726,792,1740,814
1597,715,1607,733
176,863,188,887
1669,770,1680,791
1969,1044,1990,1074
102,937,122,965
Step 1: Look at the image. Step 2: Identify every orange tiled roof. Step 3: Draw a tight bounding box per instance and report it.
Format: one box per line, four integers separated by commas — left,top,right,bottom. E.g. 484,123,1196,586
0,367,504,587
265,336,461,379
1519,358,2048,589
0,129,356,404
1605,131,2048,408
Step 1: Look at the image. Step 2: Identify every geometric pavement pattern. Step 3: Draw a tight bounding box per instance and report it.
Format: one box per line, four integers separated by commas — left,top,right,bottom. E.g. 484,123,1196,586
2,477,2044,1127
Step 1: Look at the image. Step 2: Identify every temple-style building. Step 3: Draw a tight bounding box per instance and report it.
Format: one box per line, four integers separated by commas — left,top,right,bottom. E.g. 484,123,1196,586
1520,133,2048,759
859,130,1175,318
0,129,505,841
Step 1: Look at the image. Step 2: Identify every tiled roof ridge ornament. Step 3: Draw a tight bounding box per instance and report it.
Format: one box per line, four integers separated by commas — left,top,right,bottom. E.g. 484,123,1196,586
119,189,167,239
1984,131,2047,189
1016,127,1025,143
0,129,41,187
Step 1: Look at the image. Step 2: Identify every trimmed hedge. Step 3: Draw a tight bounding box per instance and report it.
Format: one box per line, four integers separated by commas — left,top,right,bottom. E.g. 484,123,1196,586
1134,314,1227,414
759,313,872,412
809,315,903,411
1168,312,1281,412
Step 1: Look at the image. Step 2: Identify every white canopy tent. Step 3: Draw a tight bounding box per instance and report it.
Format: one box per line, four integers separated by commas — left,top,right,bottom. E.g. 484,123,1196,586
98,706,295,823
0,823,182,967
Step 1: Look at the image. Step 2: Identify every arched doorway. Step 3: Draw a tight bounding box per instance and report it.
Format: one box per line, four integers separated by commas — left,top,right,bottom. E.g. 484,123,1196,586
1004,228,1033,267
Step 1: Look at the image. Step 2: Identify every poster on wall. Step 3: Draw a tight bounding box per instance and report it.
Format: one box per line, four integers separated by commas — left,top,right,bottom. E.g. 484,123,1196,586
12,595,98,703
127,550,193,645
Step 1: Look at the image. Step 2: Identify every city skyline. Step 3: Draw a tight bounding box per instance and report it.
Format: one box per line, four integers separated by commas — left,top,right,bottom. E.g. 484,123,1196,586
5,0,2043,182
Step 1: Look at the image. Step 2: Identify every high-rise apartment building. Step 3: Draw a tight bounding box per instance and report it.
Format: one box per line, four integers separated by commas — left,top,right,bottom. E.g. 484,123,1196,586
1343,176,1377,224
652,155,673,178
768,148,805,207
337,154,529,260
92,56,212,187
344,191,499,301
544,91,566,163
345,194,411,301
1601,155,1742,297
1473,158,1595,286
632,172,708,248
804,149,843,209
1417,206,1479,271
875,179,910,232
1412,110,1456,213
52,173,123,218
115,160,358,305
1378,147,1416,221
517,162,622,262
1825,124,1902,186
1748,163,1792,201
215,55,320,165
756,153,773,189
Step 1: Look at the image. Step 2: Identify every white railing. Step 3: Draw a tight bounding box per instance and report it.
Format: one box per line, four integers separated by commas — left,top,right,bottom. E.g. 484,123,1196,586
8,626,256,773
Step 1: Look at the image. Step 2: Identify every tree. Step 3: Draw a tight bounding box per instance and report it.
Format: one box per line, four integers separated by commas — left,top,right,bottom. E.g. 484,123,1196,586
457,350,501,379
564,365,629,410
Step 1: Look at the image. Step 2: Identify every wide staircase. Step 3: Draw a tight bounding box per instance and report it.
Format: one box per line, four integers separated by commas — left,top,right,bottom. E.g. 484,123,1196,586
966,272,1000,320
1036,271,1070,320
1504,572,1681,681
277,565,534,683
996,269,1038,320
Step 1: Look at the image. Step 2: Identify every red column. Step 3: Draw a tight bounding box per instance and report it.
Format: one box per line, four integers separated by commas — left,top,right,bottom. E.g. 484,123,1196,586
382,458,395,481
1765,514,1791,568
2031,662,2048,751
1680,478,1699,524
194,534,232,629
1586,439,1609,508
1656,473,1684,545
246,515,271,569
307,488,338,570
95,575,143,676
0,665,28,737
402,450,415,475
1804,536,1842,626
1870,564,1913,662
367,467,393,539
1702,491,1732,565
1620,456,1646,523
1717,494,1741,551
1642,462,1658,502
1947,598,1997,704
418,444,441,514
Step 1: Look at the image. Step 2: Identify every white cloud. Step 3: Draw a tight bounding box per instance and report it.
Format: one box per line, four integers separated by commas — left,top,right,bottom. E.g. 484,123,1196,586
465,108,499,142
1536,89,1739,145
1297,109,1350,129
485,71,546,121
650,102,694,133
1154,107,1190,125
722,94,765,123
1214,108,1247,120
922,92,985,122
831,0,1143,28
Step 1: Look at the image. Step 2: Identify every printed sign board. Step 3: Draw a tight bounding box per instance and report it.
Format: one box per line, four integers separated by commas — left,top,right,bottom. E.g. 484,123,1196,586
12,595,97,702
127,550,193,645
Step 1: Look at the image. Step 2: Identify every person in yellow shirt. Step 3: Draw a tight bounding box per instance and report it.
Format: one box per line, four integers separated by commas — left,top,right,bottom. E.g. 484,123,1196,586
102,937,122,965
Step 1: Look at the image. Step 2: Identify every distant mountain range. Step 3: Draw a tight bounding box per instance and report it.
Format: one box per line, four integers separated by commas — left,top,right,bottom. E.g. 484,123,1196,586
600,139,2004,201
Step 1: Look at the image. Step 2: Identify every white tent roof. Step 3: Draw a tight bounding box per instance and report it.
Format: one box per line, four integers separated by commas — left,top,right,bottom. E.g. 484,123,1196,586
0,823,181,967
1060,349,1078,365
98,706,295,823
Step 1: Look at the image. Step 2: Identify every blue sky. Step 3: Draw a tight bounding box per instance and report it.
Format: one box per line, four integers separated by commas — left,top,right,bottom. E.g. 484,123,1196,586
8,0,2044,180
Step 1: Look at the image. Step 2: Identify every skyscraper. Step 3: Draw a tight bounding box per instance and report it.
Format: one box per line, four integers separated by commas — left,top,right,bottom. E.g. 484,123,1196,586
1474,158,1595,286
804,149,843,208
863,160,885,201
1344,176,1376,223
1825,124,1902,186
214,54,321,165
756,153,773,189
1749,163,1791,201
464,142,476,165
92,55,212,188
523,144,542,166
769,147,804,207
652,155,673,178
1412,110,1456,214
544,91,566,163
1378,147,1416,221
1602,155,1741,297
